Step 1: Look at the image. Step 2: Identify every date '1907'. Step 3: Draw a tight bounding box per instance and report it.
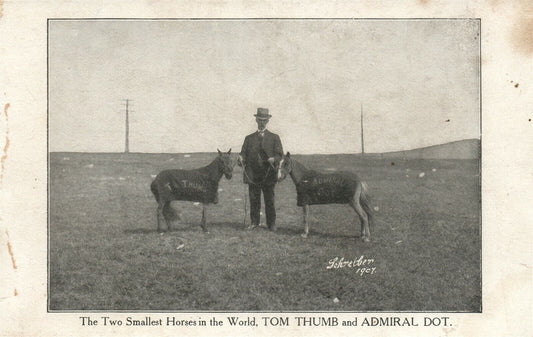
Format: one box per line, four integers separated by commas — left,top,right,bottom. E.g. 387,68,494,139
326,256,376,276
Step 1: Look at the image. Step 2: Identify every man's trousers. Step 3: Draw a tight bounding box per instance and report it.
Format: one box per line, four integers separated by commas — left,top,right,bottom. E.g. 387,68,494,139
248,183,276,228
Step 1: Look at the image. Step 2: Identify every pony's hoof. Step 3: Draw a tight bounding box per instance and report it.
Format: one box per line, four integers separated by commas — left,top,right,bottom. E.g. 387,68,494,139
301,233,308,238
361,236,370,243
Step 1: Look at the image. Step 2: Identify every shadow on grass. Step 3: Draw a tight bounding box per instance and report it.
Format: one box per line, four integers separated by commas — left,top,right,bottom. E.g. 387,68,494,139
124,228,158,234
209,222,359,240
126,221,362,242
207,221,248,231
273,226,359,240
124,221,244,234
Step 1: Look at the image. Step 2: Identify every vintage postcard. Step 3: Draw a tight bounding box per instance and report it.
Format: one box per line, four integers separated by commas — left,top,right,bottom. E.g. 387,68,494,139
1,1,531,337
47,18,481,312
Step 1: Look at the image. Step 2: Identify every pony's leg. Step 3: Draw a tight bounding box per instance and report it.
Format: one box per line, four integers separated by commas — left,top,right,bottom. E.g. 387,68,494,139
200,204,209,233
157,206,162,232
157,203,166,232
349,196,370,242
162,201,172,231
301,205,310,238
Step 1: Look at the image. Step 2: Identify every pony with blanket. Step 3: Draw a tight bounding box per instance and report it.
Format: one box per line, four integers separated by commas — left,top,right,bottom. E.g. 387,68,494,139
151,149,234,233
277,152,373,242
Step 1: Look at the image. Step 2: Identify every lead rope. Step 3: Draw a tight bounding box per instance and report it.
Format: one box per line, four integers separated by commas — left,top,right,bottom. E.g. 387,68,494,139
242,162,275,186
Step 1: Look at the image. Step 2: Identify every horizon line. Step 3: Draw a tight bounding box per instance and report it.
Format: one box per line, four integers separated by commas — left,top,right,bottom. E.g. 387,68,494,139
49,138,480,155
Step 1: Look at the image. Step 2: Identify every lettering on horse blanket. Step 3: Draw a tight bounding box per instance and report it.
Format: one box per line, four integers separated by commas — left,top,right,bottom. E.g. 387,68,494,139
154,170,219,204
296,171,359,206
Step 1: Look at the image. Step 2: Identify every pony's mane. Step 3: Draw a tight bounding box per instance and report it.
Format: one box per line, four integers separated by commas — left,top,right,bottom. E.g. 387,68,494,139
198,153,231,179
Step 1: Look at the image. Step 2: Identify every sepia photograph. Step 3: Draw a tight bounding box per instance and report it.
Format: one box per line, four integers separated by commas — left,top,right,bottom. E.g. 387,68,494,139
48,18,481,312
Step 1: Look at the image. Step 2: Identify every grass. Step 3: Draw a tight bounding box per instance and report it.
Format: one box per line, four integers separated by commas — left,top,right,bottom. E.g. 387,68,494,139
49,152,480,311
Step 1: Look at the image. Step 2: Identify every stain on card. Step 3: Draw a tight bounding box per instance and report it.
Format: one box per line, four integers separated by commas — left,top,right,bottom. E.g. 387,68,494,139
511,11,533,56
1,103,9,186
5,230,17,269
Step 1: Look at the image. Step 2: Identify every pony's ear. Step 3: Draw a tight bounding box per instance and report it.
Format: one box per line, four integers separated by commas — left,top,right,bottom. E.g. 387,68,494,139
286,152,291,158
227,148,232,154
217,149,222,155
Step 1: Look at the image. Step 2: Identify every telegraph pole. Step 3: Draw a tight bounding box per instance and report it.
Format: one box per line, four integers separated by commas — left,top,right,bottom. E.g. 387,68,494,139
122,99,132,153
360,103,365,156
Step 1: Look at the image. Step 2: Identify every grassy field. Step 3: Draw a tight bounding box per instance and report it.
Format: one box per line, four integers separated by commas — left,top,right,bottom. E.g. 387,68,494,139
49,152,480,311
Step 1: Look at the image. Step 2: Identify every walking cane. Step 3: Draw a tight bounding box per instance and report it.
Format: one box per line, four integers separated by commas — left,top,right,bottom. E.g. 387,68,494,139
243,185,248,227
239,156,248,228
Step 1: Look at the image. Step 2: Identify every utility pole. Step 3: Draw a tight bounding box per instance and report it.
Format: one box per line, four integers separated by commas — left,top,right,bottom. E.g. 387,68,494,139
122,99,133,153
360,103,365,156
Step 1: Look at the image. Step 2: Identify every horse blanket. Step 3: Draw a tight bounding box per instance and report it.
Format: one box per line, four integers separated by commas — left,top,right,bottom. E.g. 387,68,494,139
152,169,219,204
295,171,359,206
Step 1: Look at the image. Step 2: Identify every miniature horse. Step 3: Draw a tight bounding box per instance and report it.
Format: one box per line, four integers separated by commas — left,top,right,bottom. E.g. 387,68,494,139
151,149,234,233
277,152,373,242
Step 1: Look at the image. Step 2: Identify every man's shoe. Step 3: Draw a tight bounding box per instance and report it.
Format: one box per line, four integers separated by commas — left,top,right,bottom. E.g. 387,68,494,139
246,224,258,230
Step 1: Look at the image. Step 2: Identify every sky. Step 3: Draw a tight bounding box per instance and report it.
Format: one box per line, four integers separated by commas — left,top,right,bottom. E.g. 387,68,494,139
49,19,480,154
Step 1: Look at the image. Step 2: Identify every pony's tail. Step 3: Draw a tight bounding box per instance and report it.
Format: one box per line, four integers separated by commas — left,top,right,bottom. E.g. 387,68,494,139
150,179,159,203
162,203,178,221
360,181,373,225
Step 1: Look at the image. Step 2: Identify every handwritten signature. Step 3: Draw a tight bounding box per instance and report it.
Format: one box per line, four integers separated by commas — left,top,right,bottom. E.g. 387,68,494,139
326,256,376,276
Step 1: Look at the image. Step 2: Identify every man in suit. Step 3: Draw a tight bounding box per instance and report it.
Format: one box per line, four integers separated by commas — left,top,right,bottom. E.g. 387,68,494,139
237,108,283,231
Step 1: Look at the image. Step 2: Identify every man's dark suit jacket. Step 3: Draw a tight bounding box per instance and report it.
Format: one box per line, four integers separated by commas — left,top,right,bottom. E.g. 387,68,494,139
240,130,283,185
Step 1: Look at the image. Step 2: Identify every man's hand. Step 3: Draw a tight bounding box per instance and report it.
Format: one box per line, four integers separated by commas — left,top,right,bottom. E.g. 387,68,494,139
237,155,244,167
267,157,275,164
